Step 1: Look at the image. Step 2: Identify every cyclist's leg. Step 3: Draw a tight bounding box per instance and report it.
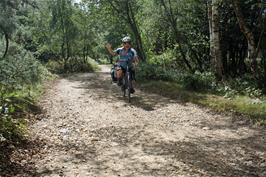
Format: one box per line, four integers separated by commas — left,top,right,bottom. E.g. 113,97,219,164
117,65,125,86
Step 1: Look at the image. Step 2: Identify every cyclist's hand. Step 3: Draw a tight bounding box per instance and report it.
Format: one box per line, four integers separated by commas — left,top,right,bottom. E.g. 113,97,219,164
133,62,138,69
133,56,139,66
105,43,112,50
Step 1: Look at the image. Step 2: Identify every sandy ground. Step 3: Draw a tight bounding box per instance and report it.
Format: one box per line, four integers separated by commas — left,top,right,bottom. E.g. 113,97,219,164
18,65,266,177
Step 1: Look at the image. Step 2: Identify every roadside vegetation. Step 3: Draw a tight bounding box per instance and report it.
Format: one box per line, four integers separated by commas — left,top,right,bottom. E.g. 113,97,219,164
136,61,266,125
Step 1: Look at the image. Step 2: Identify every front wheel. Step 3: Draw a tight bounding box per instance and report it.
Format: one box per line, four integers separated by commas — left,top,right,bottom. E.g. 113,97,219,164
123,86,126,97
127,89,131,102
127,73,131,103
121,78,126,97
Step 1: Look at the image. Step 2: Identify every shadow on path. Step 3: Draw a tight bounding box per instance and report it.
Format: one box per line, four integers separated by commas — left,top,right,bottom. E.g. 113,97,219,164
32,124,266,177
0,139,44,177
67,72,185,111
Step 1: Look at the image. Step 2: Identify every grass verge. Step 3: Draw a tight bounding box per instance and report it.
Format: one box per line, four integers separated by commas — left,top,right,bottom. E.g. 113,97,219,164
138,80,266,126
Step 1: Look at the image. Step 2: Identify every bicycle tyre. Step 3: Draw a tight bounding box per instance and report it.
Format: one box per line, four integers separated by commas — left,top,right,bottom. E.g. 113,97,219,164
122,78,126,97
127,72,131,103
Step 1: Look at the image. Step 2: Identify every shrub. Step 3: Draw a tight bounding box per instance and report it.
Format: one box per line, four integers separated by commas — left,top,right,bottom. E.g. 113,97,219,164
215,76,264,98
0,44,51,142
148,49,176,67
0,46,51,95
137,63,215,91
137,61,265,98
180,71,216,91
46,58,99,74
0,113,27,142
136,62,179,81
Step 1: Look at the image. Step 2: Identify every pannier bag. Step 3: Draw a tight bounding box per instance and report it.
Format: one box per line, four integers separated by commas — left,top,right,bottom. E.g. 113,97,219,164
111,66,117,82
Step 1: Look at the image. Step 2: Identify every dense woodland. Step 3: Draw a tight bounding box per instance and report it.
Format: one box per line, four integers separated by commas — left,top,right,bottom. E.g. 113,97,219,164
0,0,266,141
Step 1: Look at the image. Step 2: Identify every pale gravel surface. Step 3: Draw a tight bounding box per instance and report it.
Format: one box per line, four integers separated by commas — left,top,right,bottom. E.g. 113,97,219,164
26,65,265,177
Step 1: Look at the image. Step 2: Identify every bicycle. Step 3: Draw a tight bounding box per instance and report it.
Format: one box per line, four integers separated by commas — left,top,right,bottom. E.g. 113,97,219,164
111,63,133,103
121,65,132,103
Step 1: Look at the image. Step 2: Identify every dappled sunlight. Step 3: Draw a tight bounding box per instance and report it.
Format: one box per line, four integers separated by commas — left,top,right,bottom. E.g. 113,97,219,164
67,66,181,111
16,65,264,177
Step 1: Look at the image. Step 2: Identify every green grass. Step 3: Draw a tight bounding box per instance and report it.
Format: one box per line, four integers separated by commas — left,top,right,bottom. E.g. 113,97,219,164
138,80,266,126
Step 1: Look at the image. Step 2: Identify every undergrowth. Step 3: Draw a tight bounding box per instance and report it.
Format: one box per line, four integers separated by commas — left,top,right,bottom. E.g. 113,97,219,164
137,63,266,126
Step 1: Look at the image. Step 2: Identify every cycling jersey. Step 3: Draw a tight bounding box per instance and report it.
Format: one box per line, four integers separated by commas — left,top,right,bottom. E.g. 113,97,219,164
115,47,137,69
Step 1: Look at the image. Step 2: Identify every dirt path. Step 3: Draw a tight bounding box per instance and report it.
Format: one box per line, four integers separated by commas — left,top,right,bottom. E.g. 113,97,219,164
24,65,266,176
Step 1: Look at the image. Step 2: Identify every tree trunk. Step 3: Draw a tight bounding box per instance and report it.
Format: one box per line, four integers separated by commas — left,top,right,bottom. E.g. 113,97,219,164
126,2,146,61
207,0,213,56
208,0,223,80
232,0,258,77
263,56,266,90
2,32,9,58
83,30,87,62
160,0,193,72
260,33,266,90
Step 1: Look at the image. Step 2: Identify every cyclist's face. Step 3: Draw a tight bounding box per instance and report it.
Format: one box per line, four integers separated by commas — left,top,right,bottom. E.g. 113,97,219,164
123,42,131,49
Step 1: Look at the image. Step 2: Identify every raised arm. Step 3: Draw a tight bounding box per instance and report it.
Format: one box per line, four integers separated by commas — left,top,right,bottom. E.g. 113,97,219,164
105,43,117,56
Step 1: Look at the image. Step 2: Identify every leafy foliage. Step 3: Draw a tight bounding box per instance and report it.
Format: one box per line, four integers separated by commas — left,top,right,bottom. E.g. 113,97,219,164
137,61,265,97
46,58,99,74
0,1,51,142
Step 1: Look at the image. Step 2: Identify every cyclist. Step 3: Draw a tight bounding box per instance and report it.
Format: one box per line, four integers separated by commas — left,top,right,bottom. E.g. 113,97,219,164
106,36,139,93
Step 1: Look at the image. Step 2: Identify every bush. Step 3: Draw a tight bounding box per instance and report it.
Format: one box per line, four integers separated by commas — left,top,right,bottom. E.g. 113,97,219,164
137,63,215,91
180,71,216,91
137,62,265,98
0,45,51,95
0,115,27,142
0,44,51,142
148,49,176,67
215,76,264,98
46,58,99,74
136,62,179,81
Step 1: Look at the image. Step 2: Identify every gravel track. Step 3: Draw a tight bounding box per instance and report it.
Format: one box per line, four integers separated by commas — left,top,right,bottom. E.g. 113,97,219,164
24,65,266,177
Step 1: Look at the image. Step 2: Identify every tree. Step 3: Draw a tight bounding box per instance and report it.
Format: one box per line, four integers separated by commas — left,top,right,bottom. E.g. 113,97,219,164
0,0,18,58
232,0,258,77
103,0,146,61
50,0,78,69
155,0,194,71
208,0,223,80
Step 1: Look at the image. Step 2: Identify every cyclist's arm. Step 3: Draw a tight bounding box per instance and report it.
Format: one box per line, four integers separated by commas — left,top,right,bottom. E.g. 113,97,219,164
133,56,139,65
105,43,118,56
132,48,139,65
